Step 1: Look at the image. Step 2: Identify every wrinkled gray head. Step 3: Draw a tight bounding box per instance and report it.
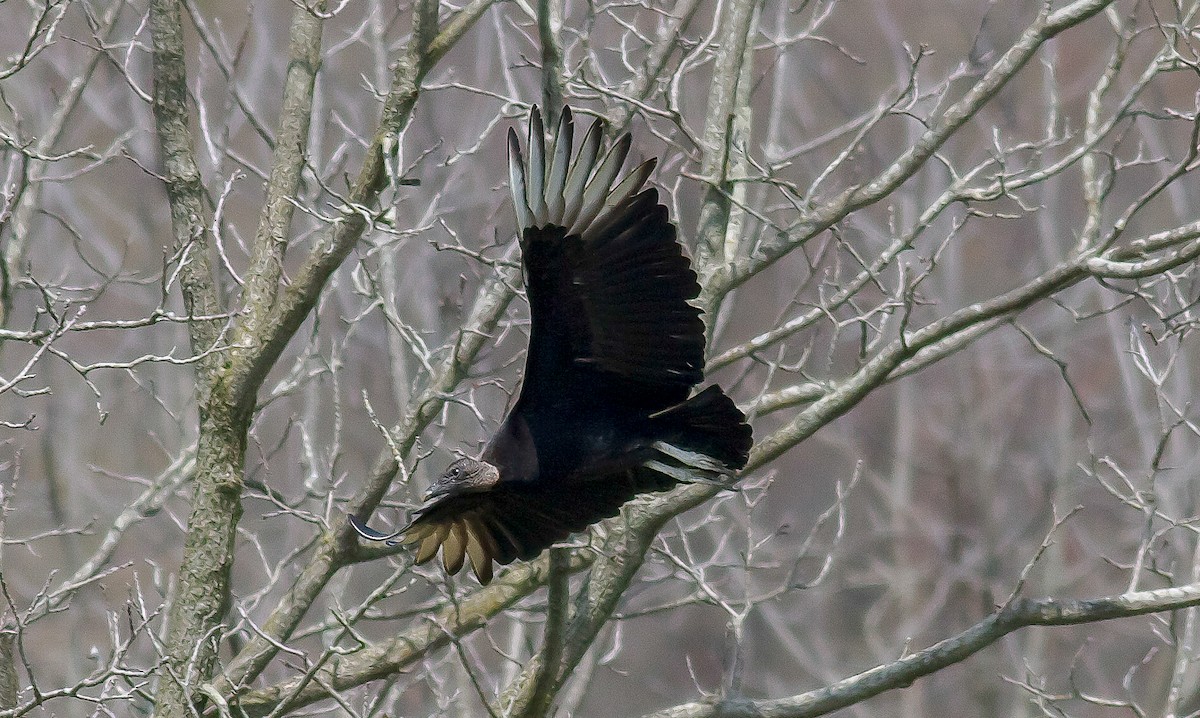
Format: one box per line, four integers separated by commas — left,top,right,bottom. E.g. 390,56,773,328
426,457,501,500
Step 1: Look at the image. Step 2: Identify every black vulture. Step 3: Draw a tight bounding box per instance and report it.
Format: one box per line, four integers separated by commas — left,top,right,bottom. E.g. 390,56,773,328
351,106,752,583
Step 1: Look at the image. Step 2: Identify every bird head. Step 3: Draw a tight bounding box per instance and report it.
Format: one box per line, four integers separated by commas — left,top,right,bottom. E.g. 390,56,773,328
426,457,500,500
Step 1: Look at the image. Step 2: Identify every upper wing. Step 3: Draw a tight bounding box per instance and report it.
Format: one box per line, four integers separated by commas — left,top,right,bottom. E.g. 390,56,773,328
508,106,705,411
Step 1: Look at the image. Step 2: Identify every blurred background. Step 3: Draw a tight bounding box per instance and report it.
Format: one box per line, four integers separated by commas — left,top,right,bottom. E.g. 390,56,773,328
4,0,1200,715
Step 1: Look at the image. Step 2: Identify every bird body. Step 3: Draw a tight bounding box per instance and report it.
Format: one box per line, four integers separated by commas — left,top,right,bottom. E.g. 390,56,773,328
352,106,752,583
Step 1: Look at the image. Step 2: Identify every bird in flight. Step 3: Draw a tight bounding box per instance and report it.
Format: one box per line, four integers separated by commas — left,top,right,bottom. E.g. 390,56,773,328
351,106,752,583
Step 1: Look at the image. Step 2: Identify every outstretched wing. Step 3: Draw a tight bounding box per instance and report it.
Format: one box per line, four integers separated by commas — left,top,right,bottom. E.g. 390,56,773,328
351,108,753,585
400,467,675,583
507,107,705,412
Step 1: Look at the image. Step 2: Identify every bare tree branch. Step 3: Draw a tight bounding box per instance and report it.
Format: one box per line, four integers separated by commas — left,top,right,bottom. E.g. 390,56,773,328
703,0,1117,305
641,582,1200,718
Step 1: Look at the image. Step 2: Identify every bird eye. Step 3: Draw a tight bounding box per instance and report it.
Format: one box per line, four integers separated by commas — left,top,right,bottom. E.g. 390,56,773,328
449,467,461,479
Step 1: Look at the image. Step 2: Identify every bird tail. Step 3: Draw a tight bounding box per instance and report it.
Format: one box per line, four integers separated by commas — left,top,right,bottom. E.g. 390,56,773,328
646,386,752,483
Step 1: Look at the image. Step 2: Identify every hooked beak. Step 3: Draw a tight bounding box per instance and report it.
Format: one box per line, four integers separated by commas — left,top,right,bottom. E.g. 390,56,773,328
425,478,456,500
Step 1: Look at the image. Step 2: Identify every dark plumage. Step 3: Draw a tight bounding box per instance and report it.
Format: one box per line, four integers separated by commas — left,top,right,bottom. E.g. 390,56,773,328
351,106,752,583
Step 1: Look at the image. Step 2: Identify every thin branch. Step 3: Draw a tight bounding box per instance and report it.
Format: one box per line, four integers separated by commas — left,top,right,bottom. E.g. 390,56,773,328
236,2,325,343
230,550,593,717
640,582,1200,718
148,0,223,368
500,549,571,717
221,0,502,422
703,0,1117,304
